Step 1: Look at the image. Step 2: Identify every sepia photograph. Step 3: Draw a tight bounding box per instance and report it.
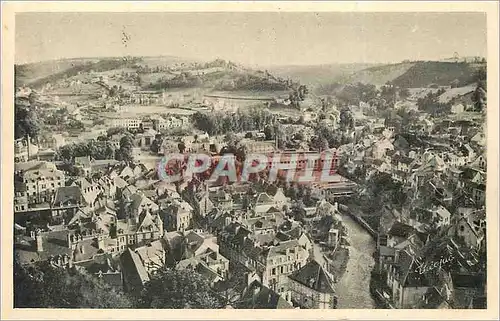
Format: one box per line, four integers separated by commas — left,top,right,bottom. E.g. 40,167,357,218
1,1,499,320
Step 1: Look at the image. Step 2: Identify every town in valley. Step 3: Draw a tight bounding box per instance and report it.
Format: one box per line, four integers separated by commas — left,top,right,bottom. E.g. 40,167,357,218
13,12,487,309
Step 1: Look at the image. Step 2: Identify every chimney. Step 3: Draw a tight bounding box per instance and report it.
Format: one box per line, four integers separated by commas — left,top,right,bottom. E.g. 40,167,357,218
35,229,43,252
97,236,106,250
26,135,31,160
308,277,315,288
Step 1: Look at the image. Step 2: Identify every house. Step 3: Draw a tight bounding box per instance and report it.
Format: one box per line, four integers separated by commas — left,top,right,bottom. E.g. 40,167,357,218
449,273,485,308
120,248,150,292
470,131,486,147
70,178,99,210
315,199,339,217
14,182,28,213
74,156,92,177
470,154,486,172
197,192,215,217
111,117,142,129
448,208,486,249
182,230,221,258
385,250,436,308
236,279,294,309
138,128,158,148
219,224,309,293
288,260,338,309
19,164,65,205
15,229,73,265
125,192,160,218
115,209,164,250
239,139,276,154
386,222,416,248
392,155,415,173
371,138,394,159
134,240,166,273
254,192,277,214
272,188,289,210
176,247,230,283
162,200,193,232
51,186,87,223
242,215,281,236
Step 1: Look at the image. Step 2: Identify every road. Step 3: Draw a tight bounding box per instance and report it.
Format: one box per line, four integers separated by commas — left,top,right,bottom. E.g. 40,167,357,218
335,214,376,308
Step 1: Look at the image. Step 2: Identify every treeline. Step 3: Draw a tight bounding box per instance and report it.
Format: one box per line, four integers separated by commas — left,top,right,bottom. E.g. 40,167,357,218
391,61,482,88
27,58,131,88
416,89,452,116
215,73,290,91
15,103,40,140
191,108,277,135
148,72,203,90
56,140,115,161
14,256,224,308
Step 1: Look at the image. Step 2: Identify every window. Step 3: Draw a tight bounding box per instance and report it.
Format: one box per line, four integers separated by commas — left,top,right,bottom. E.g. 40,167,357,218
280,266,284,274
460,225,465,232
272,268,276,275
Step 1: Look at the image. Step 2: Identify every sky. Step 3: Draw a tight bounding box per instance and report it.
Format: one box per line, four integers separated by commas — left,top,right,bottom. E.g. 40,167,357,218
15,12,487,66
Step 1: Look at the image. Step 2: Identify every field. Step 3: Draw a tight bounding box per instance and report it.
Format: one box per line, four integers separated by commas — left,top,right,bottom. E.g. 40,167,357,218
344,62,415,87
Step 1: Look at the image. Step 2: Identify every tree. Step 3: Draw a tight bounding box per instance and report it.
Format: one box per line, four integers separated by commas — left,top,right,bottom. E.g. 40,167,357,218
178,142,186,153
15,104,40,139
28,92,38,105
450,79,461,88
107,126,127,137
134,268,223,308
14,257,131,308
472,86,487,112
68,119,85,130
399,87,411,100
56,141,115,161
116,134,134,162
339,108,354,130
264,125,274,140
150,134,163,154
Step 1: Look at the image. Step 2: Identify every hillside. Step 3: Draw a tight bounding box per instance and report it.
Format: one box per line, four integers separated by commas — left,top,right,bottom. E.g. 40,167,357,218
389,61,483,88
344,62,416,87
314,60,485,96
15,58,100,87
268,63,378,87
15,56,201,89
15,56,304,102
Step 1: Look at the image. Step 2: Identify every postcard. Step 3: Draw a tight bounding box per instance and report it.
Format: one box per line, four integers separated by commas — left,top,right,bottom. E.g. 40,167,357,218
1,1,498,320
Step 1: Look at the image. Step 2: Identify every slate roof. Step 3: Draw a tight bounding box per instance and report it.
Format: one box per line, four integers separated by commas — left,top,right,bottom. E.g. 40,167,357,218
451,273,484,289
288,260,335,294
388,221,416,238
15,229,73,264
52,186,86,207
75,156,92,167
394,250,436,287
120,247,150,288
239,280,293,309
255,192,274,205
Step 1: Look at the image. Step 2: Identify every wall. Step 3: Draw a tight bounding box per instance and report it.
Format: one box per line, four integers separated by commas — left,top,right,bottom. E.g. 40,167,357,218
289,279,335,309
401,286,431,308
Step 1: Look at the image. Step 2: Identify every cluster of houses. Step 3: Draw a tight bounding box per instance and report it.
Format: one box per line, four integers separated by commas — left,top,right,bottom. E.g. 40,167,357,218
339,108,487,309
109,114,190,131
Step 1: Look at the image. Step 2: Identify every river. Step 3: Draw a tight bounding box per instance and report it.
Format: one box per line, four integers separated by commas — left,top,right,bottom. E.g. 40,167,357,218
335,214,377,308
